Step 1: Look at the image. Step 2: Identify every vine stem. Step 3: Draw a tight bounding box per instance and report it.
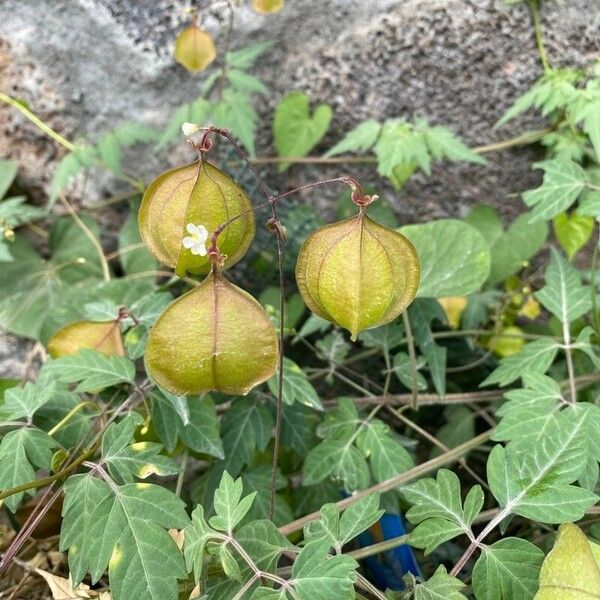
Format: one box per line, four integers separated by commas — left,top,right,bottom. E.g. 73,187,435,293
279,430,492,536
401,311,419,410
528,0,551,73
59,194,111,281
0,92,75,151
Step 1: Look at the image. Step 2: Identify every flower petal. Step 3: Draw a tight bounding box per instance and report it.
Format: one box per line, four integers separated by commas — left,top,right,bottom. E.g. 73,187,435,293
182,236,196,249
186,223,199,235
196,225,209,242
191,243,207,256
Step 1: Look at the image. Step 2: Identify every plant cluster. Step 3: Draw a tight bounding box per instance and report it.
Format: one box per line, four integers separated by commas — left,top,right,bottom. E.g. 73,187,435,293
0,1,599,600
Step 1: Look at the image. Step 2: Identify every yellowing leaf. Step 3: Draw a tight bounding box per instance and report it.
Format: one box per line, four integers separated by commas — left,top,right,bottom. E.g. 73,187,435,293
35,568,91,599
438,296,467,329
139,161,255,277
296,212,420,340
146,271,278,395
552,211,595,260
534,523,600,599
48,320,124,358
174,26,216,72
251,0,284,13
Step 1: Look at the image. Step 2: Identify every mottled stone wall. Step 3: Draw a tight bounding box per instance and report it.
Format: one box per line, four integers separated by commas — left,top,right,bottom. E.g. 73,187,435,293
1,0,599,221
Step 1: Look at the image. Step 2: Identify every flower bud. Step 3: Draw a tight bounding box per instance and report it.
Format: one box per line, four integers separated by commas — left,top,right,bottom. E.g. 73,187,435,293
139,161,255,277
296,213,420,340
145,271,278,395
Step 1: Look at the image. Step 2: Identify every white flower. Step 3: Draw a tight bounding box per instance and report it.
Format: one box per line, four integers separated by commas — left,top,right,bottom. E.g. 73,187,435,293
182,122,200,137
182,223,209,256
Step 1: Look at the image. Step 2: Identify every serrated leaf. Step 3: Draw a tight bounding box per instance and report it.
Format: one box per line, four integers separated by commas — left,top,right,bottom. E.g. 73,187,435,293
402,470,482,553
118,211,157,275
374,120,430,179
472,538,544,600
421,123,486,166
97,132,122,174
290,541,358,600
268,357,322,410
522,160,586,221
324,120,382,157
303,439,370,491
274,92,332,170
0,428,57,511
219,396,274,476
179,396,224,458
357,421,414,483
400,219,490,297
184,505,218,582
237,519,295,572
227,69,268,94
226,42,273,69
212,89,257,156
0,159,18,198
413,565,467,600
50,152,87,206
0,380,55,421
209,471,256,534
535,247,592,323
240,465,293,526
45,348,135,392
487,411,599,523
60,476,189,599
481,338,560,387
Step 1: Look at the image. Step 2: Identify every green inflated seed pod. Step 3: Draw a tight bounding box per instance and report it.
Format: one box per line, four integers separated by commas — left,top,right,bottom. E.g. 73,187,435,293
139,161,255,277
296,212,420,340
145,271,278,396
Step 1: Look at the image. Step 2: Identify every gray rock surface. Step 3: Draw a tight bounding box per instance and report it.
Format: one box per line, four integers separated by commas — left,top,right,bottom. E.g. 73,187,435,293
1,0,599,222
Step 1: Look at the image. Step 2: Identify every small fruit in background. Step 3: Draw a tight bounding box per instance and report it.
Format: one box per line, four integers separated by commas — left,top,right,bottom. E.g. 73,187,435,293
519,295,541,320
296,212,420,340
489,325,524,358
48,320,124,358
174,25,216,72
251,0,285,14
438,296,467,329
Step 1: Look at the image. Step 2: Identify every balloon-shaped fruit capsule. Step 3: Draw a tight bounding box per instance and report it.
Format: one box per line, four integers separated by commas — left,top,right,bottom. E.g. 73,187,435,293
139,161,255,277
48,320,124,358
296,212,420,340
174,26,216,72
252,0,285,14
145,271,278,395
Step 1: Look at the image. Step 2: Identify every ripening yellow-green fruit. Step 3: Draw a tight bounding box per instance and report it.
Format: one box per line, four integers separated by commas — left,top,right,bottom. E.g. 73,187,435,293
174,26,216,72
145,271,278,395
139,161,255,277
251,0,285,14
48,320,124,358
296,212,420,340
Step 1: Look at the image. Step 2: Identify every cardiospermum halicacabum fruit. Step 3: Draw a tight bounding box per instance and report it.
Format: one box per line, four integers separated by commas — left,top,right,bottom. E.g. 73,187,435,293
139,160,255,278
295,186,420,340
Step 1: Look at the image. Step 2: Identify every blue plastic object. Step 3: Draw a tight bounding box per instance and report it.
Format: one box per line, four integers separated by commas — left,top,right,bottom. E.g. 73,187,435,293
356,512,422,591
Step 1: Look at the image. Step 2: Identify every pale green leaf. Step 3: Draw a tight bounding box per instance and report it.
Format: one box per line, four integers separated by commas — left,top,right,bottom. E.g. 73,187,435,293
324,120,382,157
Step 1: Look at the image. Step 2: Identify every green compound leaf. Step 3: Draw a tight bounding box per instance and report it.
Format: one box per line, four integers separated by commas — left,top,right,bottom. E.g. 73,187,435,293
535,247,592,323
209,471,257,534
0,381,56,421
481,338,560,387
45,348,135,392
412,565,468,600
60,475,190,600
402,469,483,554
522,160,587,221
268,357,322,410
400,219,490,298
487,410,599,523
472,538,544,600
324,120,382,157
101,416,178,484
274,92,332,170
0,428,57,512
290,541,358,600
